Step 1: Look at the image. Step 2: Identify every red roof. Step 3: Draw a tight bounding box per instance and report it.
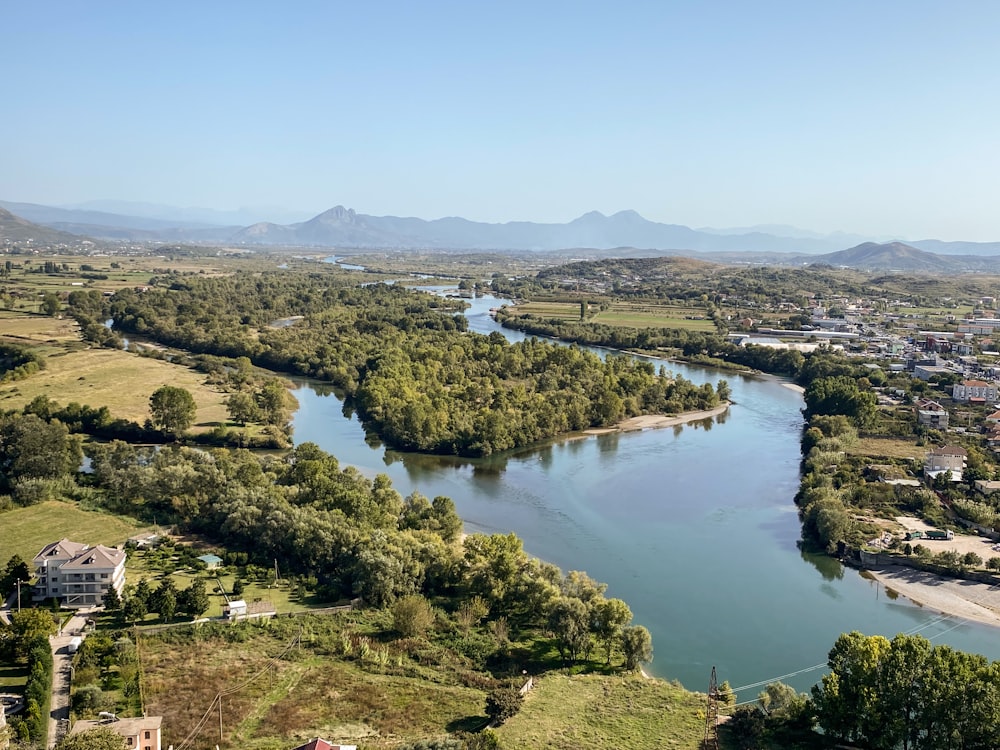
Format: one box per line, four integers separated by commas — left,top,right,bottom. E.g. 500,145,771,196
962,379,990,387
290,740,354,750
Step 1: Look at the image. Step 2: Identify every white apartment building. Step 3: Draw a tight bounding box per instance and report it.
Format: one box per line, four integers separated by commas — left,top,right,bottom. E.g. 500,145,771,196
32,539,126,608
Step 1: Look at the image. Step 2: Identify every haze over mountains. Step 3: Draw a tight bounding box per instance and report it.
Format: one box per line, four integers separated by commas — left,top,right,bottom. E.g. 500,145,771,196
6,199,1000,272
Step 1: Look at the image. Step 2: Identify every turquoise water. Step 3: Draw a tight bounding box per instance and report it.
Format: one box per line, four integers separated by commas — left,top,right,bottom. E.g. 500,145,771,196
291,292,1000,695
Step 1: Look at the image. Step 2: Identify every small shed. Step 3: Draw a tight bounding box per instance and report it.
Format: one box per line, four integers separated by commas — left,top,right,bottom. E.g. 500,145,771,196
197,554,223,570
223,600,247,619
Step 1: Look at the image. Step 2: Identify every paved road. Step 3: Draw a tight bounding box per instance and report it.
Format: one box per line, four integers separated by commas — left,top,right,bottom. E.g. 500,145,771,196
47,611,89,749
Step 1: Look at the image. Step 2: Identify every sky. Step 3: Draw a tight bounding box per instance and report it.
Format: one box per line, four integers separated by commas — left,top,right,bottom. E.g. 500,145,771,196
3,1,1000,240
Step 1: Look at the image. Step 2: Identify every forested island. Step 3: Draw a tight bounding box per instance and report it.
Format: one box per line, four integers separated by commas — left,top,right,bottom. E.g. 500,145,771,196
67,272,726,456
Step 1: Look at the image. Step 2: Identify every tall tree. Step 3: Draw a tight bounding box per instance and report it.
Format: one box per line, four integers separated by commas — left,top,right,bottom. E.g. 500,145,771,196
149,385,197,437
594,598,632,664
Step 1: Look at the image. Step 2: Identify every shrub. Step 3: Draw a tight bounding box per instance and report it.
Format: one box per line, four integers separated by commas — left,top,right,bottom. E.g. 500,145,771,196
485,686,523,725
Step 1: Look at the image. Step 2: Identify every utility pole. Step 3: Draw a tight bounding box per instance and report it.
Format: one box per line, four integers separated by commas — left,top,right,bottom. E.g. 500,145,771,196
16,579,22,613
218,695,223,743
704,666,720,750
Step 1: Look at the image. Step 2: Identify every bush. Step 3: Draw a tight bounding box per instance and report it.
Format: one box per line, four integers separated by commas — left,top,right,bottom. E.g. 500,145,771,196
391,594,435,638
485,686,523,725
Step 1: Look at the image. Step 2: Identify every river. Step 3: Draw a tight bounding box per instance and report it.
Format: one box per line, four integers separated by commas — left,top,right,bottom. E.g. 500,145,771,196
290,287,1000,695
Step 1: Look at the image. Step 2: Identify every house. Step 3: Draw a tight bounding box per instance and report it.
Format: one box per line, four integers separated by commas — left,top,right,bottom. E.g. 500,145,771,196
924,445,968,482
974,480,1000,496
223,599,247,619
197,554,223,570
952,379,998,403
290,738,357,750
985,409,1000,424
913,365,950,381
915,399,949,429
32,540,126,609
70,716,162,750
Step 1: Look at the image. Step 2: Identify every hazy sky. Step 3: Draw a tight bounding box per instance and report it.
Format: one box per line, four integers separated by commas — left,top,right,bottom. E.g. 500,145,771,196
3,1,999,240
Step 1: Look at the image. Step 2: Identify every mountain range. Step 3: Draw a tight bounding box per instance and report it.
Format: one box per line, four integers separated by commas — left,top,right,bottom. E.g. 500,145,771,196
6,200,1000,272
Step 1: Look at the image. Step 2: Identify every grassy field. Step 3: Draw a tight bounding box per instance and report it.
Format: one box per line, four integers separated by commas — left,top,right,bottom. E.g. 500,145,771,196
508,300,718,331
592,304,717,332
846,437,927,461
0,500,147,564
138,617,713,750
0,344,230,427
495,673,708,750
0,312,82,343
140,618,487,750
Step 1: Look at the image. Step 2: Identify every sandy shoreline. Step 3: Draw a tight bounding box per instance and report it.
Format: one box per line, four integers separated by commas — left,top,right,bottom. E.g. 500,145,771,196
863,566,1000,629
583,402,730,436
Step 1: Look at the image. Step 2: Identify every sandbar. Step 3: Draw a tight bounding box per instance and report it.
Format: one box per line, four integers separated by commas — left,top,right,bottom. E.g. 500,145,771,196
583,402,730,436
863,565,1000,629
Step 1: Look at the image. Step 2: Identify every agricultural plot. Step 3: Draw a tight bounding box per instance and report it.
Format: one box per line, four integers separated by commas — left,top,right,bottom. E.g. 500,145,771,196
0,500,146,564
508,301,719,331
591,304,717,332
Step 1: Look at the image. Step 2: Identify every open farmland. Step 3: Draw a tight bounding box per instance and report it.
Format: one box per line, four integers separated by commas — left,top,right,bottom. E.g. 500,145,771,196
0,345,229,427
507,300,719,332
0,500,147,563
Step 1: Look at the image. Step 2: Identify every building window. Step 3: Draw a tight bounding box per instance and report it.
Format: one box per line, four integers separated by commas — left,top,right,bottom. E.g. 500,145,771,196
126,739,133,746
101,573,109,579
52,588,58,594
144,732,150,740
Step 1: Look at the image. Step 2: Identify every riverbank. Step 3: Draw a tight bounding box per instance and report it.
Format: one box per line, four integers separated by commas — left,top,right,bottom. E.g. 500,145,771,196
864,566,1000,628
583,402,730,435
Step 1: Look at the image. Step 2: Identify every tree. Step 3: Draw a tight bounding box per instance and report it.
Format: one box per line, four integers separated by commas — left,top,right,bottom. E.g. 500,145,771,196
55,727,126,750
391,594,435,638
485,686,523,725
225,392,259,426
178,579,210,618
7,609,57,657
150,579,177,621
594,598,632,664
149,385,197,437
256,379,290,426
621,625,653,671
803,376,878,429
40,292,62,317
812,631,890,746
548,597,591,662
0,413,82,493
962,551,983,569
232,578,245,598
1,554,31,596
102,587,121,612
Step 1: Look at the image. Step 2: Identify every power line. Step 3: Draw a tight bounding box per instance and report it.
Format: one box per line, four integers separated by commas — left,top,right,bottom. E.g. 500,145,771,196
174,626,301,750
727,580,1000,696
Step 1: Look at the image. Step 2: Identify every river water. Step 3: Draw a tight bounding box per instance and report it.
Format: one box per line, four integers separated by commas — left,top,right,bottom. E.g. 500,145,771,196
291,289,1000,695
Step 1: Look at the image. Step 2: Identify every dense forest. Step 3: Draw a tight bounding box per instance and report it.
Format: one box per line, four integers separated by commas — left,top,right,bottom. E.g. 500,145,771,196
67,273,723,456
